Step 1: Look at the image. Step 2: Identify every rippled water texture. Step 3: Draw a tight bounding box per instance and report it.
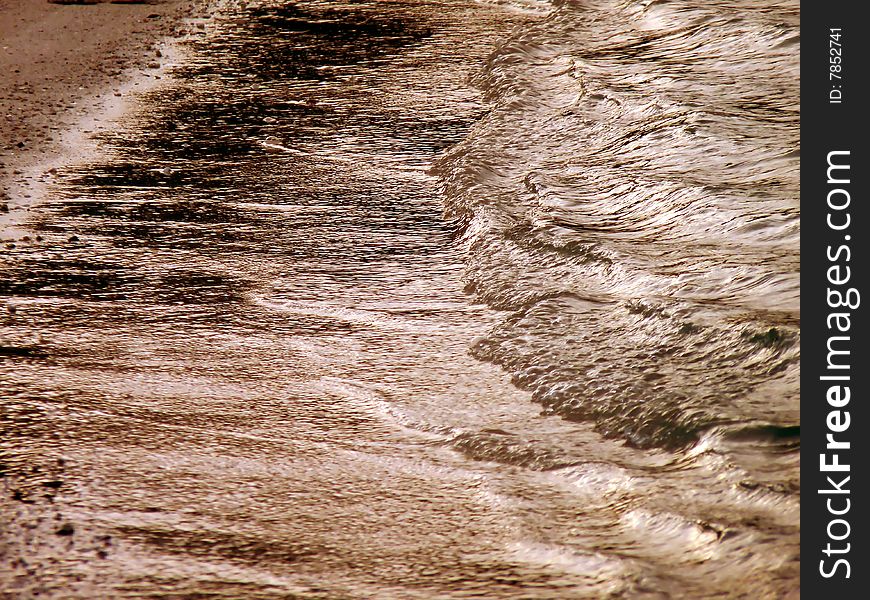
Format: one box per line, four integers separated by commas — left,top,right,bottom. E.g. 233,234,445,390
2,0,799,598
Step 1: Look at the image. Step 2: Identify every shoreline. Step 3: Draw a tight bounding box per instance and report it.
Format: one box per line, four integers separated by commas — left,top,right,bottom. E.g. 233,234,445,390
0,0,211,236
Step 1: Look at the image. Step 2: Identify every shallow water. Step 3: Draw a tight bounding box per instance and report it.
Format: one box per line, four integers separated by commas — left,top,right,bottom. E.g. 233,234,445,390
2,0,799,597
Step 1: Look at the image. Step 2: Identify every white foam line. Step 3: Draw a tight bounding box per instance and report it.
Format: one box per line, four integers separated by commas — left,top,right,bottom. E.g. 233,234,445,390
252,297,445,333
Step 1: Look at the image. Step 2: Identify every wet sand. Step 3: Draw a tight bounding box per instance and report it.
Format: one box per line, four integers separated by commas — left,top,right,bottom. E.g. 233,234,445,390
2,1,799,597
0,0,206,218
2,0,206,595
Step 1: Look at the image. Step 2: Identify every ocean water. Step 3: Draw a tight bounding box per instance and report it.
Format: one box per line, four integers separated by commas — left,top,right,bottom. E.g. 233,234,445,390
1,0,799,598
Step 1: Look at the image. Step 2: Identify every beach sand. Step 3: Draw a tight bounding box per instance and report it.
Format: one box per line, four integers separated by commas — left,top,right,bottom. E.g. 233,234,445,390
2,2,207,592
1,1,800,597
0,0,206,215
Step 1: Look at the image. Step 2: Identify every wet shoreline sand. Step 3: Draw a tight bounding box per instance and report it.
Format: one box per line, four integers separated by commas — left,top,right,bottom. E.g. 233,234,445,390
2,0,799,597
1,0,208,226
1,2,567,597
